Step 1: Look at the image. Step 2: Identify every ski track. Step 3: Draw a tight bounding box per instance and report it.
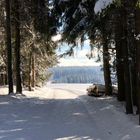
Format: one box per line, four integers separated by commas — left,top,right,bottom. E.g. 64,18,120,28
0,84,140,140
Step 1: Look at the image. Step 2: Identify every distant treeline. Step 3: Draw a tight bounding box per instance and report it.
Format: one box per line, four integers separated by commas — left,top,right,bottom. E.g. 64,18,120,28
49,66,104,84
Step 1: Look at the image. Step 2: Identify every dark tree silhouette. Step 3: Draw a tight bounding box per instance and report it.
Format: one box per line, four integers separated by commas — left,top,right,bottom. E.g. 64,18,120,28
5,0,13,94
13,0,22,94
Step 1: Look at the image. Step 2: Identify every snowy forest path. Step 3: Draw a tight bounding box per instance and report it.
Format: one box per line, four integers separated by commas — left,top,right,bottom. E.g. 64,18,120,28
0,84,140,140
48,84,140,140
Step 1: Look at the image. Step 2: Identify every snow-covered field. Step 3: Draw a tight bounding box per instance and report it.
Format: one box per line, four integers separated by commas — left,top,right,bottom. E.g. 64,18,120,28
0,84,140,140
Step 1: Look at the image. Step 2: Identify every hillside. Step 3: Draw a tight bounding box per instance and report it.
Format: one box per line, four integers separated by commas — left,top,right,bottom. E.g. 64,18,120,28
49,66,104,84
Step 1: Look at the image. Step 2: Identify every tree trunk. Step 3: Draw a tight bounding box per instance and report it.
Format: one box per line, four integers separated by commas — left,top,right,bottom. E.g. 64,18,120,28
28,52,32,91
14,0,22,94
126,3,137,106
123,37,133,114
115,8,125,101
103,37,112,96
135,8,140,124
121,0,138,115
136,36,140,123
125,2,137,114
116,42,125,101
123,13,134,114
5,0,13,94
31,53,35,88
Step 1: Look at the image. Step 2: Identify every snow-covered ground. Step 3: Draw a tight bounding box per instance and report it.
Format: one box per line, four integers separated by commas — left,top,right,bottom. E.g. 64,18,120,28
0,84,140,140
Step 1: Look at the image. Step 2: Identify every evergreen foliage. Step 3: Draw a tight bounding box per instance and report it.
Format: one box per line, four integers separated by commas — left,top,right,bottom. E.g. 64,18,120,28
0,0,58,92
52,0,140,123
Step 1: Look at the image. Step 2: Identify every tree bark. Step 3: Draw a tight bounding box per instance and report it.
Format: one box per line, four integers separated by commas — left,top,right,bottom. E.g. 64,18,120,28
103,36,112,96
115,8,125,101
120,0,134,114
28,52,32,91
136,37,140,123
14,0,22,94
126,2,137,106
135,8,140,124
5,0,13,94
123,37,133,114
31,53,35,88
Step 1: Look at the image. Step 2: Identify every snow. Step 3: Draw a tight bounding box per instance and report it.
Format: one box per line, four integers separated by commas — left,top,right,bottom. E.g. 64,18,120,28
0,84,140,140
135,34,140,40
51,34,62,42
94,0,114,14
